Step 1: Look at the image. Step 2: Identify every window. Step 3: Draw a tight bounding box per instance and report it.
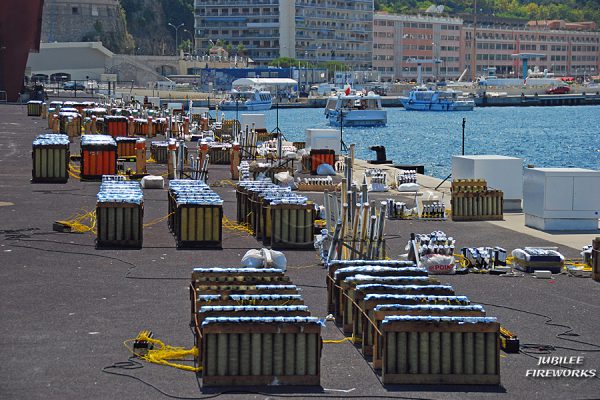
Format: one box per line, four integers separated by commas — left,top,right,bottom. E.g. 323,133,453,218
72,7,78,15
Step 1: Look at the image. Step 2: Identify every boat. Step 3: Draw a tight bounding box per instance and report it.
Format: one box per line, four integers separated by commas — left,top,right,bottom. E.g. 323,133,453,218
401,86,475,111
324,92,387,127
219,89,272,111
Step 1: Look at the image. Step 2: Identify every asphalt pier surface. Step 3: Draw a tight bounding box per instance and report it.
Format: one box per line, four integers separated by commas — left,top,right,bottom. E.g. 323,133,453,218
0,104,598,400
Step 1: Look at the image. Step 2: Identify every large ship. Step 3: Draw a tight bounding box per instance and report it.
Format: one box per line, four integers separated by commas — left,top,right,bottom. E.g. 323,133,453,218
0,0,44,102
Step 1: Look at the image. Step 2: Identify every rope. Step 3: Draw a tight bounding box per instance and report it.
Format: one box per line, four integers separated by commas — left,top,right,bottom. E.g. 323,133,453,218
323,335,361,344
143,212,175,228
222,216,254,236
56,208,97,234
124,331,201,373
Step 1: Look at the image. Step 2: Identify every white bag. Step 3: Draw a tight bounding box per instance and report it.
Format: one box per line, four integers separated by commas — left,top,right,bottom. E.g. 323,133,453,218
241,248,287,271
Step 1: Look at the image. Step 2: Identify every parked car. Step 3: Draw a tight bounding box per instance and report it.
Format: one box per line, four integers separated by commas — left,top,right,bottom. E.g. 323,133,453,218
63,81,85,91
545,86,570,94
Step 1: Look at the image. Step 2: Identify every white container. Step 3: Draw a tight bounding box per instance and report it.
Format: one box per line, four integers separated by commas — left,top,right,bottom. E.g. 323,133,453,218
240,114,266,131
305,128,341,153
452,155,523,211
523,167,600,231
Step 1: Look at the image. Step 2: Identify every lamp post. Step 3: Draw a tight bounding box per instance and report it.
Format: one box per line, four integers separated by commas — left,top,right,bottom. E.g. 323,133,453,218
183,29,194,54
168,22,184,55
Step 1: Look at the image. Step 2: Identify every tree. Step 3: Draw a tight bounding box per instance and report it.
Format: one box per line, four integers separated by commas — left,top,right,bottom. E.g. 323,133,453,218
236,44,246,57
178,39,192,53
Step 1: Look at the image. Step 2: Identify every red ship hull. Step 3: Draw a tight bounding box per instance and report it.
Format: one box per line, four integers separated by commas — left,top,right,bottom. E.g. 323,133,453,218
0,0,44,102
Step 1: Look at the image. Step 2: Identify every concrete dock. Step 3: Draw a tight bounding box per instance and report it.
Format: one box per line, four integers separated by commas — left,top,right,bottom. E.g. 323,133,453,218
1,104,599,400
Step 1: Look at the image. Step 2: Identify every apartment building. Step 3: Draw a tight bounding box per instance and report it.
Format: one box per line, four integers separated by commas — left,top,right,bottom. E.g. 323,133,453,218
373,13,462,81
462,16,600,78
193,0,373,68
374,12,600,81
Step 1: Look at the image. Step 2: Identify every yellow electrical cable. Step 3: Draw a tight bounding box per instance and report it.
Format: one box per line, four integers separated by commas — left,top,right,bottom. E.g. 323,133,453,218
222,216,254,236
142,212,175,228
323,335,361,344
56,208,97,233
124,331,201,373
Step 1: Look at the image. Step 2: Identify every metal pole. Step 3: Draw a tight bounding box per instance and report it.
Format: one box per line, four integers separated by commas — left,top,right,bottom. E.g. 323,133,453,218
462,117,466,155
471,0,477,82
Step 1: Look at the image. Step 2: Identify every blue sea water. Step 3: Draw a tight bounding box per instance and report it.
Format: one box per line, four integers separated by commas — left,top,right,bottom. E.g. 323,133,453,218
219,105,600,178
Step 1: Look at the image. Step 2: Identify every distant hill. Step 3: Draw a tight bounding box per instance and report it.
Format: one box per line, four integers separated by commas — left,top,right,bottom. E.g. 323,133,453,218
374,0,600,26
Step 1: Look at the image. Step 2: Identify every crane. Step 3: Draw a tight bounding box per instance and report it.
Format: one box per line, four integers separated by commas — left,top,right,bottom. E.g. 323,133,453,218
406,58,442,85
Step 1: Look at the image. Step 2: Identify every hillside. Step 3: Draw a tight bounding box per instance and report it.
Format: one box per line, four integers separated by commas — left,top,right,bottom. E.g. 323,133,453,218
375,1,600,25
119,0,194,55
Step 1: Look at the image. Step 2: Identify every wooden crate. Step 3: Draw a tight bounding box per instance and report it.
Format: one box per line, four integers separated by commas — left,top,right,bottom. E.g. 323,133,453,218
208,146,232,165
381,316,500,385
352,284,456,354
193,305,311,362
96,202,143,248
175,204,222,249
370,305,486,370
80,145,117,180
325,261,421,314
27,101,42,116
296,183,339,192
328,265,427,322
451,179,503,221
201,317,321,386
270,204,315,250
116,137,138,158
32,141,70,183
104,116,129,137
338,276,441,332
191,268,289,288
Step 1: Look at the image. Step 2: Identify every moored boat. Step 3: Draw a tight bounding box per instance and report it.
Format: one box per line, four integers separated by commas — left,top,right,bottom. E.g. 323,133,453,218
401,86,475,111
324,92,387,127
220,89,272,111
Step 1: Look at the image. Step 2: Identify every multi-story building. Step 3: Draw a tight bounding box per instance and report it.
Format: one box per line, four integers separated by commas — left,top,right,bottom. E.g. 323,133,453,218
373,13,462,81
193,0,373,69
374,12,600,82
461,15,599,79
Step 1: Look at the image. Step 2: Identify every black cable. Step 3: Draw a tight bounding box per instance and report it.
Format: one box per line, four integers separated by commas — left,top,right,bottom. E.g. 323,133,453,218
5,242,190,281
103,358,437,400
476,301,600,353
102,358,221,400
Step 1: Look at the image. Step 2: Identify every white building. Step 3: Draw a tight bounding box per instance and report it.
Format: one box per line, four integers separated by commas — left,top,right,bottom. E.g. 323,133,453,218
193,0,373,69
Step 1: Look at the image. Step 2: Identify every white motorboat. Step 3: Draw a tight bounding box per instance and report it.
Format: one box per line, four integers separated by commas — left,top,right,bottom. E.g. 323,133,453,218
324,92,387,127
401,86,475,111
219,89,272,111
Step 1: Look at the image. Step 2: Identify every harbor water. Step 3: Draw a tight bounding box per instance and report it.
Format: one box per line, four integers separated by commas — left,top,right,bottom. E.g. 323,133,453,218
220,105,600,178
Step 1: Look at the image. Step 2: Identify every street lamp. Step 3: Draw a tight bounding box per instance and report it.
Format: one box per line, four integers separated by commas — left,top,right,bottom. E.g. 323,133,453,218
168,22,184,55
183,29,194,54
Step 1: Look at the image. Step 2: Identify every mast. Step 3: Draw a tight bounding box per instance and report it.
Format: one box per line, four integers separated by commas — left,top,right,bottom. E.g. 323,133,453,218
471,0,477,82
